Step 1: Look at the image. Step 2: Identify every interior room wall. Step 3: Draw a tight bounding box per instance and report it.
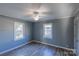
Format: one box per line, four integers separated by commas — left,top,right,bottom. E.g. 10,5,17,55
0,15,32,53
33,17,74,49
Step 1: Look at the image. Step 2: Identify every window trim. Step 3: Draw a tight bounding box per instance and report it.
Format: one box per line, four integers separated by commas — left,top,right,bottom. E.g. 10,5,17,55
43,23,53,39
14,22,24,41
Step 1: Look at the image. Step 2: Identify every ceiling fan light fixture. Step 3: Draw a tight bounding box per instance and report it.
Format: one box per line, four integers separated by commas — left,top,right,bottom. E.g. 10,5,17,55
34,15,39,21
35,16,39,21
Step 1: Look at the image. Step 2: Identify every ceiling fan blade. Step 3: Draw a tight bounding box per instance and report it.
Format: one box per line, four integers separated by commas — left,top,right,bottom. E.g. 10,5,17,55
41,12,54,15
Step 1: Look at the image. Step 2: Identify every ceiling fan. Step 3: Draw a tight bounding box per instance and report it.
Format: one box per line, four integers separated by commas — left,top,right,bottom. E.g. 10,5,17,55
24,4,51,21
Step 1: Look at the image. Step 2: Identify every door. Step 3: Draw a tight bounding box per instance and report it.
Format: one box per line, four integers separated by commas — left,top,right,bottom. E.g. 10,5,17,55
74,14,79,55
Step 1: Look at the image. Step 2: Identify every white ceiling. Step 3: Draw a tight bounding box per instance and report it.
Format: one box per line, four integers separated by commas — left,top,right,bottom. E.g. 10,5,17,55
0,3,79,22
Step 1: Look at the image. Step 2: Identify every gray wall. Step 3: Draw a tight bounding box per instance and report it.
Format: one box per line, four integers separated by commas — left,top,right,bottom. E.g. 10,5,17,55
33,17,74,49
0,15,32,53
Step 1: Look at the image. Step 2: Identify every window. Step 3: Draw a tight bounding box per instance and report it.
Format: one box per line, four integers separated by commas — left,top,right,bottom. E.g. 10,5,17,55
14,22,24,41
43,23,52,39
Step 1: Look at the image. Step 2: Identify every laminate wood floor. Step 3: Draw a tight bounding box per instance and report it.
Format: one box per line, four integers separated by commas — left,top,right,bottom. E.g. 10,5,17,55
0,42,75,56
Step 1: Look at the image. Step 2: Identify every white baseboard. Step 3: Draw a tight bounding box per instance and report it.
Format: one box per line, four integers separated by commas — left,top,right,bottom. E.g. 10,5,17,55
0,41,32,55
31,40,74,52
